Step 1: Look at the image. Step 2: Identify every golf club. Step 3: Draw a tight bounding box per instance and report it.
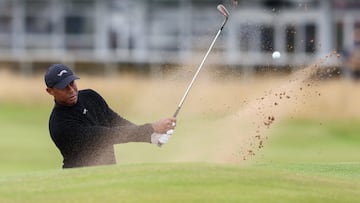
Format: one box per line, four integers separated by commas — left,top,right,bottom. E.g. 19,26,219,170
158,4,229,146
173,4,229,118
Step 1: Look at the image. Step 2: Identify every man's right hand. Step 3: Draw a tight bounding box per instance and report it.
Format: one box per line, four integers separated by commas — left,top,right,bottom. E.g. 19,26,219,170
151,117,176,134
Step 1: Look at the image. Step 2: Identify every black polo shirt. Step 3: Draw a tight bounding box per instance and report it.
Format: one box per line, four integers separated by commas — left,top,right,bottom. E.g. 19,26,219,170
48,89,153,168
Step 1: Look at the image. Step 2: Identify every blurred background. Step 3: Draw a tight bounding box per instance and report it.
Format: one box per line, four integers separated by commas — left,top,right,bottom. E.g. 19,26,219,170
0,0,360,173
0,0,358,75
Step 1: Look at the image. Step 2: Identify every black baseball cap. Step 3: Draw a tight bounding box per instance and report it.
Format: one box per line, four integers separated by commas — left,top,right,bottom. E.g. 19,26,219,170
45,64,80,89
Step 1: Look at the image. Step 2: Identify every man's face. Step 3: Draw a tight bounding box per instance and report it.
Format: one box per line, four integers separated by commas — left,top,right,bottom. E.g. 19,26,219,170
46,81,79,106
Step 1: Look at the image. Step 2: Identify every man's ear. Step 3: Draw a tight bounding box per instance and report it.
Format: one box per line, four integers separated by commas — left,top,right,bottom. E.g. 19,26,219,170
46,87,54,95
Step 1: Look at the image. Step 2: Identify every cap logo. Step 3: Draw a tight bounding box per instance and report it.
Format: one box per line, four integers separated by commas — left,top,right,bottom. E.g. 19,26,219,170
57,70,68,77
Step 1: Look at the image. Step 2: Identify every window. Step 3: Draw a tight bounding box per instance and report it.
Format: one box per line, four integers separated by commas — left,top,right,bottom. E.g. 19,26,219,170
25,0,53,34
0,16,11,33
305,24,316,53
64,0,95,50
261,26,274,52
0,0,12,34
286,25,296,53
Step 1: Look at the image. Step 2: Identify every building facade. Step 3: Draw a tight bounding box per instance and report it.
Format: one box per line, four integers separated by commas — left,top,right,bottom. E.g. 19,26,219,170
0,0,359,72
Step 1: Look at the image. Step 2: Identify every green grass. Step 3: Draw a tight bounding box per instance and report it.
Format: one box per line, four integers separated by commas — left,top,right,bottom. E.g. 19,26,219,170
0,163,359,203
1,103,360,202
0,103,62,173
260,119,360,163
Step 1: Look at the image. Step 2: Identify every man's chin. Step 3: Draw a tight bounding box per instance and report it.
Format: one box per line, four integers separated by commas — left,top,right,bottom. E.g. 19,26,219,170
68,96,78,105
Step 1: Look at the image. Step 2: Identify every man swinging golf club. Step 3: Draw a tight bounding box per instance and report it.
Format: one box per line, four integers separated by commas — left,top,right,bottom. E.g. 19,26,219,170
45,4,229,168
45,64,176,168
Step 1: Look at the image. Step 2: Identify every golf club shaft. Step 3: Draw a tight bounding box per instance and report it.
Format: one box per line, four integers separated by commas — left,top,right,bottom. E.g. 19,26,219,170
157,5,229,147
173,18,228,118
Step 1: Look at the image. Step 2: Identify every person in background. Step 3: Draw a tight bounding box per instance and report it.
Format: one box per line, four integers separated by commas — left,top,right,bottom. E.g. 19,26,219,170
343,23,360,80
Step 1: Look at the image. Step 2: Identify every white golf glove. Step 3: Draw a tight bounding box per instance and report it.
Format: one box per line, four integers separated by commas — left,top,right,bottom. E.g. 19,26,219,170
151,129,174,147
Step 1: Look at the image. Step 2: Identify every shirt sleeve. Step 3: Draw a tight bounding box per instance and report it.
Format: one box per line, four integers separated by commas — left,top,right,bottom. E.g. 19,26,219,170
52,115,154,152
78,122,154,145
86,89,155,144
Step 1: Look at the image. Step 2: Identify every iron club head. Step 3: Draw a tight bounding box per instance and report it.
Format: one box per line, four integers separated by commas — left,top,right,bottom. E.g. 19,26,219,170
217,4,229,18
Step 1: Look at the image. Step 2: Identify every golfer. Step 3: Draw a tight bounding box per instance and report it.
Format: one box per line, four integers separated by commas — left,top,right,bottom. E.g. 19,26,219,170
45,64,176,168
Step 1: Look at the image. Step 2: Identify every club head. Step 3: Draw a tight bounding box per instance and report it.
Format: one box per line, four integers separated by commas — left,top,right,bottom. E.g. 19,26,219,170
217,4,229,18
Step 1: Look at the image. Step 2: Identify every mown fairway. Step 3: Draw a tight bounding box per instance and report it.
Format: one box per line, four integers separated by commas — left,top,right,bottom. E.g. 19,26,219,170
0,162,359,203
0,71,360,202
